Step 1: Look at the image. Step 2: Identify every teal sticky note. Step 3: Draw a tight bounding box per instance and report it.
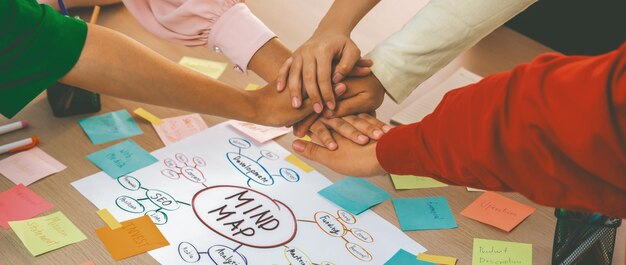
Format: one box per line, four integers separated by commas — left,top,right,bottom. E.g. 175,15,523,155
392,196,457,231
86,140,157,178
384,249,434,265
78,110,143,144
318,177,391,215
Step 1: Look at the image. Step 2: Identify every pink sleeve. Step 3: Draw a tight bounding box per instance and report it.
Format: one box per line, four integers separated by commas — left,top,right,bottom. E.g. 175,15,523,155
122,0,276,72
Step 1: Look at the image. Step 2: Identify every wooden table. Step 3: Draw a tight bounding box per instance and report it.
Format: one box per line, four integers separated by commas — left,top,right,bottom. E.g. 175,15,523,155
0,1,623,264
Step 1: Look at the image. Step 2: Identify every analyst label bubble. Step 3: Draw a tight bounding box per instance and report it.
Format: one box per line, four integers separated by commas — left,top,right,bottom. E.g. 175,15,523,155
116,196,145,213
193,185,297,248
314,211,347,237
118,175,141,191
226,153,274,186
178,242,201,263
147,189,180,211
208,245,247,265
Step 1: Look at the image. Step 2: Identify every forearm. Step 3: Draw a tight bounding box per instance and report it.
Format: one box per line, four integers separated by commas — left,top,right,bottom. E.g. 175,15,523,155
369,0,535,103
316,0,380,34
39,0,121,10
61,24,256,122
248,38,291,81
377,45,626,216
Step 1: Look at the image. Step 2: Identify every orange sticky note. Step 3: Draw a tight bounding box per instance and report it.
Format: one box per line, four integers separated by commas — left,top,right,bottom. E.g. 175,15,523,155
461,192,535,232
285,154,314,173
96,215,169,260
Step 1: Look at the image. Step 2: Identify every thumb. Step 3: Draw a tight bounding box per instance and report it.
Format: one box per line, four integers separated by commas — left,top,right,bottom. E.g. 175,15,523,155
292,140,327,163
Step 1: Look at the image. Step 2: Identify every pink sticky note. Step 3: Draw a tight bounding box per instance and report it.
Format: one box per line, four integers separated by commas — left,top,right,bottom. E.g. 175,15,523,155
0,147,66,186
229,120,291,143
153,114,208,146
0,184,54,229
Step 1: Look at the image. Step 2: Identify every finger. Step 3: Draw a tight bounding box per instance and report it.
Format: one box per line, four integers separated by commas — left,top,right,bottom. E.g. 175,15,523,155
332,42,361,83
358,113,393,133
322,117,370,145
287,56,304,108
293,113,321,137
346,66,372,77
292,140,330,164
343,114,386,140
355,59,373,67
316,52,336,110
302,54,323,114
276,57,293,92
327,93,374,118
310,120,337,150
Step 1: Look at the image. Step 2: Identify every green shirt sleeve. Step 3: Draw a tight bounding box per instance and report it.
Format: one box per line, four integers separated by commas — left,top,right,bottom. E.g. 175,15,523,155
0,0,88,118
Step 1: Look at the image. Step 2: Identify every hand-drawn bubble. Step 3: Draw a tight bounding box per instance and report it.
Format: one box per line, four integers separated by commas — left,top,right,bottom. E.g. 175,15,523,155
350,228,373,243
226,153,274,186
279,168,300,182
319,261,336,265
176,153,189,163
181,167,206,183
118,175,141,191
229,138,251,149
193,185,297,248
337,210,356,224
283,246,313,265
146,210,168,225
345,242,372,261
193,156,207,167
146,189,180,211
178,242,201,263
208,245,248,265
161,169,180,179
314,211,347,237
116,195,145,213
164,158,177,168
260,150,279,160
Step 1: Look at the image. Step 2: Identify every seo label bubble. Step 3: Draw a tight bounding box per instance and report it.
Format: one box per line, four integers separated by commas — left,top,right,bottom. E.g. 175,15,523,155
193,185,297,248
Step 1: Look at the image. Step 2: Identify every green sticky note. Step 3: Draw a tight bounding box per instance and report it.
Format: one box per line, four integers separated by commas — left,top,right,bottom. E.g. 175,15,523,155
384,249,435,265
87,140,158,179
472,238,532,265
393,197,457,231
318,177,391,215
9,211,87,256
390,174,447,190
78,110,143,145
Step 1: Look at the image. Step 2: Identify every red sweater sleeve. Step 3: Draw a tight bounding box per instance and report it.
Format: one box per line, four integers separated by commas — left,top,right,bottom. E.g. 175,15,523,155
377,43,626,217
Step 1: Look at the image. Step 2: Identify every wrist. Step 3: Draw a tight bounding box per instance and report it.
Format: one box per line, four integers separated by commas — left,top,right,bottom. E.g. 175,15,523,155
368,141,387,176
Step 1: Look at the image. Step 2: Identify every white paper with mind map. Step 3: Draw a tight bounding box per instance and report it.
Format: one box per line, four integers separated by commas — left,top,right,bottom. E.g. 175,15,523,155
72,122,426,265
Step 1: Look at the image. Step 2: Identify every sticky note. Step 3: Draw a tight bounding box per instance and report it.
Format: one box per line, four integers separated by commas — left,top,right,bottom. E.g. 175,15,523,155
467,187,485,192
461,192,535,232
244,83,260,91
86,140,158,179
96,215,169,260
97,209,121,229
472,238,532,265
285,154,314,173
417,253,457,265
229,120,291,143
319,177,391,215
78,110,143,145
0,147,66,185
9,211,86,256
179,56,227,79
384,249,434,265
301,135,312,142
0,184,54,229
390,174,447,190
133,108,163,125
153,113,208,146
392,197,457,231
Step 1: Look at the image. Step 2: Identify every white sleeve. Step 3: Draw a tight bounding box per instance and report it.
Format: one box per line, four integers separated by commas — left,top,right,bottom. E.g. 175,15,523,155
368,0,536,103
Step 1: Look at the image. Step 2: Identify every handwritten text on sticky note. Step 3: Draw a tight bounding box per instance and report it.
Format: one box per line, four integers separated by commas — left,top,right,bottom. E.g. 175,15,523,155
86,140,158,179
461,192,535,232
153,114,208,146
96,215,169,260
9,211,86,256
0,184,54,229
473,238,532,265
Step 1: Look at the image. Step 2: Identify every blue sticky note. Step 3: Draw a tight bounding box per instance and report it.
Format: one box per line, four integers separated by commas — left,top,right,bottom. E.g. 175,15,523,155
86,140,157,179
384,249,434,265
392,196,457,231
78,110,143,144
318,177,391,215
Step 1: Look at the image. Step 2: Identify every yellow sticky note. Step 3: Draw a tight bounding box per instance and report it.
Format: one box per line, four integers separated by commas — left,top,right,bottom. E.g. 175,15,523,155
417,253,457,265
300,135,312,142
467,187,485,192
133,108,163,125
473,238,532,265
244,83,260,91
9,211,87,256
285,154,314,173
97,209,121,229
390,174,447,190
179,56,227,79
